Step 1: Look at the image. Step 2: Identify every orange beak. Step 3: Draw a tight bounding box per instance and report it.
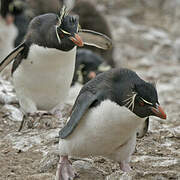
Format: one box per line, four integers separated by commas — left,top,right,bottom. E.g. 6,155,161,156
151,104,167,119
70,33,84,47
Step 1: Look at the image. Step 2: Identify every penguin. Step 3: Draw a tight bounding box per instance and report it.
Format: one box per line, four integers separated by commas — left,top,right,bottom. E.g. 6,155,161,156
1,0,30,47
0,6,112,131
10,0,30,47
0,0,18,78
56,68,167,180
72,48,111,86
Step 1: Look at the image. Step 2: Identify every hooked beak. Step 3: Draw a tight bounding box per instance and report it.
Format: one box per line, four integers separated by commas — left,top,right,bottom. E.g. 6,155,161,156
151,104,167,119
70,33,84,47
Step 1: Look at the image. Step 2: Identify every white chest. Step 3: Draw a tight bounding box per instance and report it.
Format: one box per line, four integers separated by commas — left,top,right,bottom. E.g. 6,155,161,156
13,45,76,110
59,100,145,156
16,45,76,77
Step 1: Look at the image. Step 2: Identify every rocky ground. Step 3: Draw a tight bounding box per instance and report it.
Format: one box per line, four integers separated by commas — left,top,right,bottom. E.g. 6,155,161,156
0,0,180,179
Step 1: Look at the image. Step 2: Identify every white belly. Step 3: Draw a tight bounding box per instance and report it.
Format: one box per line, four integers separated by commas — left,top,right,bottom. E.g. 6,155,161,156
59,100,145,157
13,45,76,112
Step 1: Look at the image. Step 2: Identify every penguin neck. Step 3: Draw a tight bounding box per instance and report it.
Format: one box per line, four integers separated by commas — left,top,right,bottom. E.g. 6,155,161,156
29,44,76,63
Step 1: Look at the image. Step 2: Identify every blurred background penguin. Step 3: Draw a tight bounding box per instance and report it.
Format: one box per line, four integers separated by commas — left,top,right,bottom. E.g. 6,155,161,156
0,0,114,81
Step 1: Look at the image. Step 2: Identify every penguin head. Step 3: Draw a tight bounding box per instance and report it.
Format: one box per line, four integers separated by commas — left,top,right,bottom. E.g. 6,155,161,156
56,13,84,50
124,81,166,119
112,69,166,120
26,12,83,51
72,49,111,85
74,49,104,84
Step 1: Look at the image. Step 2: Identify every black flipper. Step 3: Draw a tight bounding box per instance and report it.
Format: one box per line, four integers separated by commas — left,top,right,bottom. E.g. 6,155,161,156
59,91,99,139
137,117,149,138
0,43,25,72
78,29,112,50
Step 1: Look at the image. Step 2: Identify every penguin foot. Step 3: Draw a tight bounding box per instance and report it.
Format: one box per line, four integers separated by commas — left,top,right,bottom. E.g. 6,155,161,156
18,111,52,131
51,108,63,119
119,161,132,172
56,156,76,180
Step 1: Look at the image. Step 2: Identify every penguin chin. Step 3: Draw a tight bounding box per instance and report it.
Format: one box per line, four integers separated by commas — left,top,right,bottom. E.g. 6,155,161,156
132,110,150,119
58,40,76,51
135,114,148,119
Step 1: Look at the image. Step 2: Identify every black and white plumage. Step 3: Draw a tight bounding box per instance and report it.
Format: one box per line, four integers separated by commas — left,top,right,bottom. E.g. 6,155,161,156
1,0,30,47
60,0,115,67
56,68,166,180
72,48,111,85
0,0,18,78
0,6,112,130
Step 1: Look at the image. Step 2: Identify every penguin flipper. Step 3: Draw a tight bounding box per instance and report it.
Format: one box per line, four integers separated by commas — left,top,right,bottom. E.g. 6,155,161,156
0,43,25,72
59,91,98,139
79,29,112,50
137,117,149,138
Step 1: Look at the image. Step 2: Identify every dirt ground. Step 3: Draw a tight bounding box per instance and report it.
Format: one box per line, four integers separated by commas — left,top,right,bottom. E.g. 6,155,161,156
0,0,180,180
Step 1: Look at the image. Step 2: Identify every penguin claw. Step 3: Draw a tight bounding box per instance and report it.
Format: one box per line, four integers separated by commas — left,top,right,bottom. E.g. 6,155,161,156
18,110,58,131
119,161,132,172
56,156,76,180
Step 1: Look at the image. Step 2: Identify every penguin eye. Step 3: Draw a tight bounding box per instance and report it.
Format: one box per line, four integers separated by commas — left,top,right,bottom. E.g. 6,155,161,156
139,100,145,106
60,33,64,38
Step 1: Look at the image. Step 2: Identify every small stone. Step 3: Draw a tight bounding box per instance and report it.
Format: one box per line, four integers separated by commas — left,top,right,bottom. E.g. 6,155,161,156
39,152,59,173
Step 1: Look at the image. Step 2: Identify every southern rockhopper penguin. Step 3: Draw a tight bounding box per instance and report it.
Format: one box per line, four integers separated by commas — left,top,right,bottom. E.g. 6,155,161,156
56,68,167,180
0,0,18,78
8,0,30,47
0,5,112,131
72,48,111,85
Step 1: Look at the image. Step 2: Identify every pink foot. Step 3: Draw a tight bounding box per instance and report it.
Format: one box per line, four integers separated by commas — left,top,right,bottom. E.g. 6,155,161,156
52,109,63,119
55,156,76,180
119,161,132,172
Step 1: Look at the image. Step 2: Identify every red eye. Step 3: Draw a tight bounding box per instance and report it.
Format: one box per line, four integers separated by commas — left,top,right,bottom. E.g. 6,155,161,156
139,101,144,106
60,33,64,38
